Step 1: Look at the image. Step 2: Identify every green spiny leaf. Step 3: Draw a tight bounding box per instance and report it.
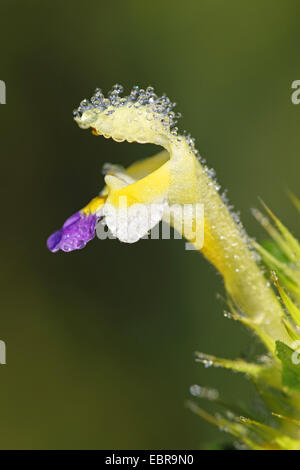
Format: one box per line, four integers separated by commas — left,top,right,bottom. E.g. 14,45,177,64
276,341,300,391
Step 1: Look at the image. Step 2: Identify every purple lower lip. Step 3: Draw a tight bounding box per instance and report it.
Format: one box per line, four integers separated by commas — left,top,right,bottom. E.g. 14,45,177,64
47,230,62,252
63,212,81,229
47,211,99,253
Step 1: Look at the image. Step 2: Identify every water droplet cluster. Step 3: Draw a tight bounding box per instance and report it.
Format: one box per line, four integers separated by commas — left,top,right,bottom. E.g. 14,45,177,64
73,84,182,133
183,130,200,158
189,384,219,400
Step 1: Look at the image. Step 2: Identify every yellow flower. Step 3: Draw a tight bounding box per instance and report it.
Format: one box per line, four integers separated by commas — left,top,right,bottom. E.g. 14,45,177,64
69,85,289,347
47,85,291,348
47,85,300,449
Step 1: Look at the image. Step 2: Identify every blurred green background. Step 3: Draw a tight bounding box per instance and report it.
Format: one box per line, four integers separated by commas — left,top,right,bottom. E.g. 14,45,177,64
1,0,300,449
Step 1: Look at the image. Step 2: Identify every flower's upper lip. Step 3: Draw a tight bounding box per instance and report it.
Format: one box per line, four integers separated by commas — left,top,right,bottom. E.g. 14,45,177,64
74,85,181,147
